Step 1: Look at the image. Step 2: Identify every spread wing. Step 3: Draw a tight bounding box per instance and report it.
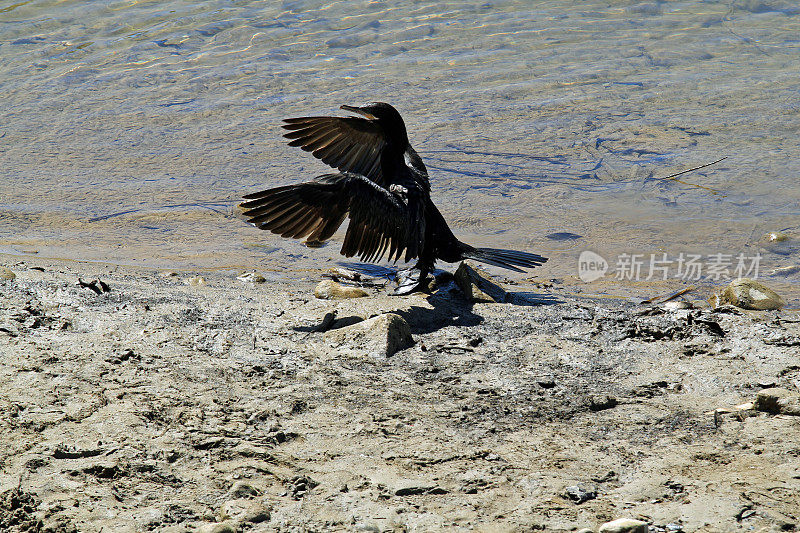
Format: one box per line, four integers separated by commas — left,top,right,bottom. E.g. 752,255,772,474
282,116,386,185
241,173,421,263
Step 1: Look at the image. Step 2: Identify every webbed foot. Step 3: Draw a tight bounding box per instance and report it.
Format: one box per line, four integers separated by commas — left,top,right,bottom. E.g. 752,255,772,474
392,265,430,296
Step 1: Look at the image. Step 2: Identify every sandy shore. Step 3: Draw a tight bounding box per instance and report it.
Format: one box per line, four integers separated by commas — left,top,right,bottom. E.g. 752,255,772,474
1,256,799,533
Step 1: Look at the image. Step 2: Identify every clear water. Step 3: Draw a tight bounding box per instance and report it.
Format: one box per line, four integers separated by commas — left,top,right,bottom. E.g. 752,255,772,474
2,1,799,299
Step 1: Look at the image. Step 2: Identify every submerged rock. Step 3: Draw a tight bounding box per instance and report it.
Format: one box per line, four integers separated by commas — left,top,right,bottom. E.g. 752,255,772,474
314,279,368,299
720,278,785,310
769,264,800,276
755,388,800,416
454,262,507,303
598,518,648,533
759,231,797,256
765,231,789,243
324,313,413,356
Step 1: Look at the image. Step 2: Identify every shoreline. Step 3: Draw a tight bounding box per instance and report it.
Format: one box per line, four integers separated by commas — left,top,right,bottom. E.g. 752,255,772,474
1,256,799,532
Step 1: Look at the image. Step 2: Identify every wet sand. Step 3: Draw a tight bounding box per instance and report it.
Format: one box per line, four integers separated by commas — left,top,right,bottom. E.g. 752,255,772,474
1,256,799,532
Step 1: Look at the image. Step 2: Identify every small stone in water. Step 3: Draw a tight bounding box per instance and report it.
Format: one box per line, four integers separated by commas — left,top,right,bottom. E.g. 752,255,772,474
545,232,583,241
721,278,785,310
769,265,800,276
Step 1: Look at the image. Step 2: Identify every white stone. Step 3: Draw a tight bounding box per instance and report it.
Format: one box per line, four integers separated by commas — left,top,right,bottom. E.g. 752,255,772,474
598,518,648,533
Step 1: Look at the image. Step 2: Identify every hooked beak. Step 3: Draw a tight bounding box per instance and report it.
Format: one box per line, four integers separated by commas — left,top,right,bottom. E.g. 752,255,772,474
340,104,376,120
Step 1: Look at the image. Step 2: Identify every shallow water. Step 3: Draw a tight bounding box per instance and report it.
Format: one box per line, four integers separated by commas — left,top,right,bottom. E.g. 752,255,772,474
2,0,799,300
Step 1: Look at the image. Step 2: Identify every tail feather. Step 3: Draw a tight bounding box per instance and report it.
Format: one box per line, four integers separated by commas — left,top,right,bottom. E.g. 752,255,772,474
460,247,547,273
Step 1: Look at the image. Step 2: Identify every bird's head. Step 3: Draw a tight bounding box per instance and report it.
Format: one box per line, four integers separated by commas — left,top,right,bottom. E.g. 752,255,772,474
340,102,408,145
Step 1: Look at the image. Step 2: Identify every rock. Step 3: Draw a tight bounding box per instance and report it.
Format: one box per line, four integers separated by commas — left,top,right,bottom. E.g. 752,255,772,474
754,388,800,416
598,518,648,533
589,395,617,412
159,271,179,277
576,529,594,533
325,313,413,357
563,483,597,504
454,262,507,303
759,231,797,256
662,300,691,311
720,278,785,310
769,265,800,276
220,497,269,524
241,502,270,524
764,231,789,243
227,481,260,499
197,523,236,533
237,272,266,283
185,276,207,286
314,279,368,299
0,267,16,281
136,507,164,529
160,526,191,533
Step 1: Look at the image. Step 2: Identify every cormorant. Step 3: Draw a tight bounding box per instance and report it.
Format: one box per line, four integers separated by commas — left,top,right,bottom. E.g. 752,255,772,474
241,102,547,295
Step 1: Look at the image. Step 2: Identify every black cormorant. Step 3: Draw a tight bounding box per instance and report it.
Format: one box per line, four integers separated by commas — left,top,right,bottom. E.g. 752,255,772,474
241,102,547,294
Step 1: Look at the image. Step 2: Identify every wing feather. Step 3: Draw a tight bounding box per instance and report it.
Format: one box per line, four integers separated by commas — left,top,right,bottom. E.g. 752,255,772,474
241,172,421,263
282,116,387,184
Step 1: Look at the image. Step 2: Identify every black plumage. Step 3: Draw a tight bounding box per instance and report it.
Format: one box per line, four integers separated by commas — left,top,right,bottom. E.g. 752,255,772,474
241,102,547,294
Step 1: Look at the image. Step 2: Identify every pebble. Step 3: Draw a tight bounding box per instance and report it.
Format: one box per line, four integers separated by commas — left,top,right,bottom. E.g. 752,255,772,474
454,262,507,303
0,267,16,280
720,278,785,310
236,272,266,284
197,523,236,533
241,502,270,524
227,481,260,499
598,518,648,533
661,300,691,311
159,271,179,277
754,388,800,416
564,483,597,503
314,279,368,299
576,529,594,533
325,313,413,357
185,276,207,287
589,395,617,412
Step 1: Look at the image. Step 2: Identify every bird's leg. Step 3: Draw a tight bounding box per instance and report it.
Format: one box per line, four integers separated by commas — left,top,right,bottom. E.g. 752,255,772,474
392,260,432,296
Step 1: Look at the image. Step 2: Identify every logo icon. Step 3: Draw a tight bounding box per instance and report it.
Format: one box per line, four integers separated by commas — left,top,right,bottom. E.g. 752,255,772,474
578,250,608,282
